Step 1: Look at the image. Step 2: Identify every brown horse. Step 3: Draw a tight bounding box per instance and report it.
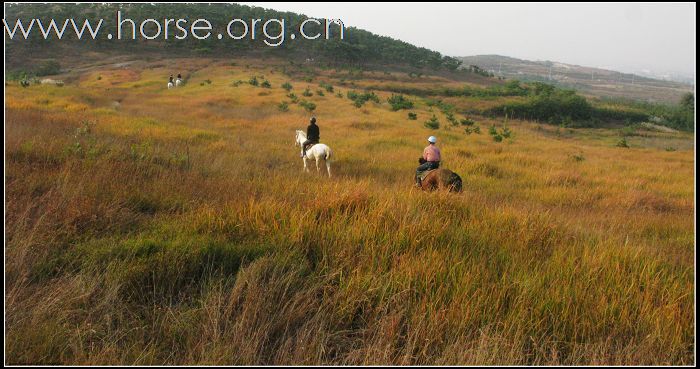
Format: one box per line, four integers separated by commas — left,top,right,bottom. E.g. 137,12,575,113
420,168,463,193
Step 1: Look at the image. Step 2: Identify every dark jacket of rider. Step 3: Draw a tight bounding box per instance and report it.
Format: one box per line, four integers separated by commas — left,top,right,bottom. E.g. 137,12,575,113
307,123,320,142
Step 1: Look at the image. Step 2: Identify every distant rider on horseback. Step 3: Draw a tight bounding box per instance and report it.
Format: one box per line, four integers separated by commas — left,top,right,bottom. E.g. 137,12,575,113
415,136,441,187
301,116,320,157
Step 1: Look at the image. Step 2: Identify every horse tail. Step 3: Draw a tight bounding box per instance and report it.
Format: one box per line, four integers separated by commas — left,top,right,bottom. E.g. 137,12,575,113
449,172,463,193
325,147,332,161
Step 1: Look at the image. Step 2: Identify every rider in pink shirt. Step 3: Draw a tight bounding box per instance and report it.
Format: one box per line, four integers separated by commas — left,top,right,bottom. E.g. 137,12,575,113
416,136,441,187
423,143,441,162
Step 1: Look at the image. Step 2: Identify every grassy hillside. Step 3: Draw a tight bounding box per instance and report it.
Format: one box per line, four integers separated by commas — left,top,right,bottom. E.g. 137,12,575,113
5,54,695,365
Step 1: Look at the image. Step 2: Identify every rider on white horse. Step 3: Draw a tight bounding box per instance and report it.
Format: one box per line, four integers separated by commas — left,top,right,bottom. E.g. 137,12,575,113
301,116,320,158
295,124,332,178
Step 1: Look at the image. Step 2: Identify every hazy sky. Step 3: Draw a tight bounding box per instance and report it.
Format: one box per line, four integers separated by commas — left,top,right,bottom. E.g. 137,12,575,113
243,2,696,76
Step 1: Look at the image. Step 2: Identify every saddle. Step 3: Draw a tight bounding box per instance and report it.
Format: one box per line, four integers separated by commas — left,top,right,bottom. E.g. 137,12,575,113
303,142,317,151
418,168,438,181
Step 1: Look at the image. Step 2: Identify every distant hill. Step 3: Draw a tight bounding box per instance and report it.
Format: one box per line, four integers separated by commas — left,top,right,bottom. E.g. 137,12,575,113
4,3,462,71
458,55,694,104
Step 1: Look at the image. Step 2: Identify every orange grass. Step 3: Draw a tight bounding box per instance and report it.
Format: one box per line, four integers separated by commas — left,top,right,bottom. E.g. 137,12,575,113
4,56,695,365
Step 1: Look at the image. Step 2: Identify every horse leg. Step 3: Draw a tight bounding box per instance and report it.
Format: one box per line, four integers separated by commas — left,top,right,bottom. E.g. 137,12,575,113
315,157,321,174
303,157,308,172
325,160,331,178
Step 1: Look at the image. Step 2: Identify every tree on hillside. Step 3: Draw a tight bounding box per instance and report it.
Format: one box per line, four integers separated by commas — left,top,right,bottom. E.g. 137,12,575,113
679,92,694,111
672,92,695,131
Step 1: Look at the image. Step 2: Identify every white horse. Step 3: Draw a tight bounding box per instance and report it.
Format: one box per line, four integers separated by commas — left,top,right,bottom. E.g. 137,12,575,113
175,78,182,87
295,130,332,177
167,82,174,89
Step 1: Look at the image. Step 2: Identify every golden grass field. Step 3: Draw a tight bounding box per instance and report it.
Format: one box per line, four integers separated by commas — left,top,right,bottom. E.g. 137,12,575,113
4,56,695,365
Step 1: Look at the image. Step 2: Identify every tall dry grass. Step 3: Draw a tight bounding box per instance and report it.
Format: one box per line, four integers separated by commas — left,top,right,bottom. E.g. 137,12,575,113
4,56,695,365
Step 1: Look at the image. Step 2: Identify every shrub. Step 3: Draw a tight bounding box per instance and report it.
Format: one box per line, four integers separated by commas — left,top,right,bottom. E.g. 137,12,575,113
282,82,293,91
277,101,289,112
347,90,379,108
299,100,316,112
424,98,454,112
287,93,299,103
366,91,379,103
446,112,458,126
488,124,511,141
316,90,325,96
424,115,440,130
302,88,313,97
616,138,630,148
408,112,417,120
387,94,414,111
460,118,475,126
248,76,259,86
465,125,482,135
501,126,512,138
261,80,272,88
488,125,498,136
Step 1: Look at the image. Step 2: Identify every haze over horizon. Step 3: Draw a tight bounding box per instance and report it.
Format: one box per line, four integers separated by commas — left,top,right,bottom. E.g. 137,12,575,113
243,2,696,79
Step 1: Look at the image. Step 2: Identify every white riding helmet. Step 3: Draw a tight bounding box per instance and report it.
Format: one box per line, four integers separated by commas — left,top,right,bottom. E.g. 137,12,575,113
428,136,437,143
